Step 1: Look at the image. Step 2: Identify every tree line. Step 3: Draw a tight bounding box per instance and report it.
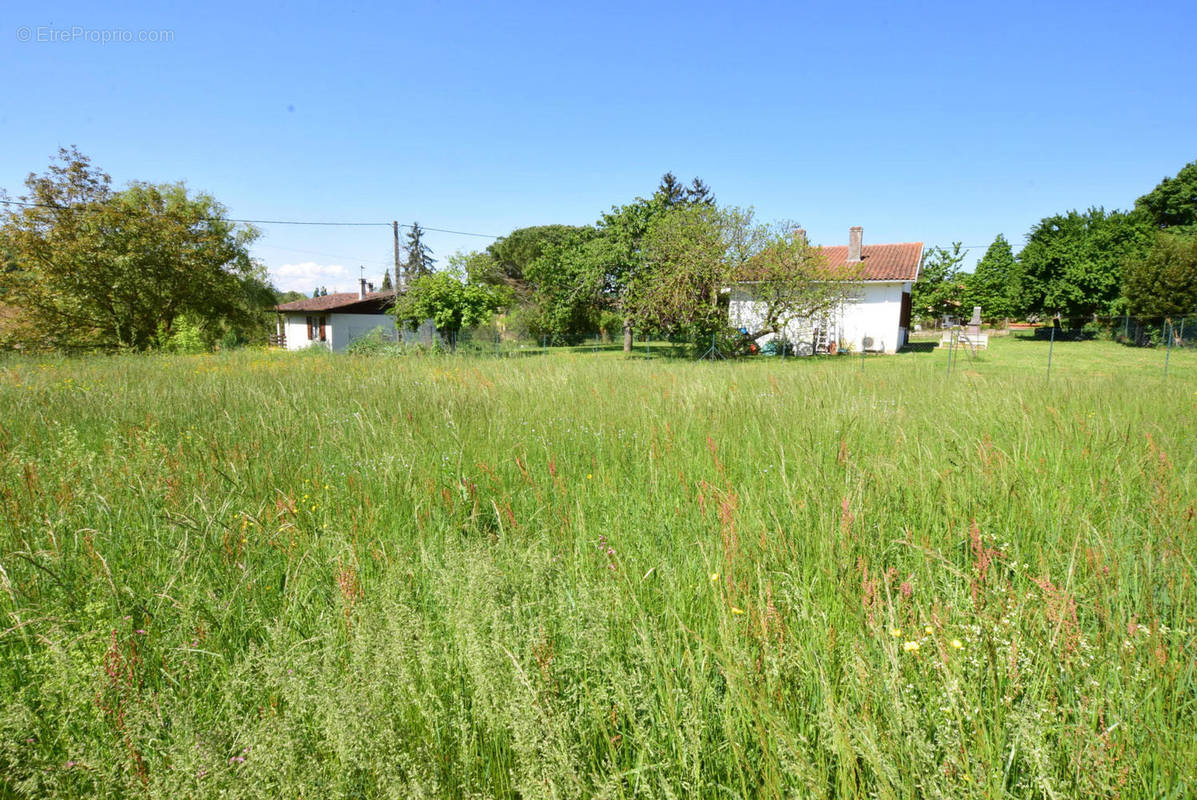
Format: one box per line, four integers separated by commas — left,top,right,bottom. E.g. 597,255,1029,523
396,172,864,352
911,160,1197,325
3,149,1194,353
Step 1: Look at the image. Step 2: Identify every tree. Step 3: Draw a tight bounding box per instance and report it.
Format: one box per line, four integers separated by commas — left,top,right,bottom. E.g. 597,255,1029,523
657,172,686,207
963,234,1017,321
686,177,715,206
1135,160,1197,235
600,194,674,351
402,222,436,282
518,230,605,343
1123,233,1197,317
734,226,861,340
393,256,505,344
0,148,262,350
911,243,968,324
627,204,761,343
380,270,393,291
1017,208,1153,319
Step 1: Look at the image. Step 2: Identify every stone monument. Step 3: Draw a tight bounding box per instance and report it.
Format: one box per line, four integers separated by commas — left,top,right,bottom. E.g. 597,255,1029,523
966,306,982,338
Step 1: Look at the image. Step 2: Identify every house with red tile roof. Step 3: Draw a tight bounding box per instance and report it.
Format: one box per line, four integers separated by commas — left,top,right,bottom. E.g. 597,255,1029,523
273,279,398,350
729,227,922,353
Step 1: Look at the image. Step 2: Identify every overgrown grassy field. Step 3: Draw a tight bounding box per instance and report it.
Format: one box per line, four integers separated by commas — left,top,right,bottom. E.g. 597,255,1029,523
1,339,1194,798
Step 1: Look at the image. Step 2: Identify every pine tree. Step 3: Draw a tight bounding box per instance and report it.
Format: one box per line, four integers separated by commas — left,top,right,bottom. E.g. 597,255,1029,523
403,222,436,283
381,270,393,291
685,177,715,206
657,173,686,207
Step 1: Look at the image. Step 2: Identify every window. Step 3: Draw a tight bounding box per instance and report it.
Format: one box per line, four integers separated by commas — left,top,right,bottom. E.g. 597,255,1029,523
306,315,326,341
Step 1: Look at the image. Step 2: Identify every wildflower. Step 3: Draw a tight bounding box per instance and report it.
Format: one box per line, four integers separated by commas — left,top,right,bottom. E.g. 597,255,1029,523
710,572,719,582
924,625,934,635
903,640,919,652
889,627,902,638
731,607,745,615
587,473,593,479
951,639,963,649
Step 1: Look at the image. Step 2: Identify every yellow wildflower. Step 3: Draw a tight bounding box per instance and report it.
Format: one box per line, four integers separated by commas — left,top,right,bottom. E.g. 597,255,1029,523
710,572,719,582
889,627,902,638
731,607,744,615
903,640,920,652
951,639,963,649
924,625,934,635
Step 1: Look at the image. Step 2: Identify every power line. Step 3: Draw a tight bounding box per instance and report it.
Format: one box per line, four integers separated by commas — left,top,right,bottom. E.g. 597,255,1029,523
0,199,501,239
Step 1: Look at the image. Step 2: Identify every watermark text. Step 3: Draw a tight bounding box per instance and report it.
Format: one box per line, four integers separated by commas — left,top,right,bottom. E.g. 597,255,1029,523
16,26,175,44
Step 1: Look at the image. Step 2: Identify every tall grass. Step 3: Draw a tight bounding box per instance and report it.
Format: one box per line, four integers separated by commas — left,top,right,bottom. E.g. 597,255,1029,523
0,340,1193,798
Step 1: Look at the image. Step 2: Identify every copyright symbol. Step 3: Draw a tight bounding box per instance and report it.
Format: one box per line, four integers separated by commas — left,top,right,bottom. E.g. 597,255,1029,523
16,26,31,42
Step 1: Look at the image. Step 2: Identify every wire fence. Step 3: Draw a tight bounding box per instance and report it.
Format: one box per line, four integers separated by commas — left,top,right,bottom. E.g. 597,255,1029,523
1014,314,1195,348
338,313,1195,380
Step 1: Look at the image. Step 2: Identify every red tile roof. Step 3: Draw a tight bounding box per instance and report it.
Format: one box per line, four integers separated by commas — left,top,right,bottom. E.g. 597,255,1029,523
818,242,923,282
275,290,397,312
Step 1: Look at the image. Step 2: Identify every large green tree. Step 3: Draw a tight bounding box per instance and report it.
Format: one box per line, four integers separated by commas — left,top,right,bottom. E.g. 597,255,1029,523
519,230,606,344
1123,233,1197,318
591,194,669,352
393,259,506,344
1017,208,1153,319
1135,160,1197,235
629,203,733,339
911,243,968,324
963,234,1017,321
0,148,262,350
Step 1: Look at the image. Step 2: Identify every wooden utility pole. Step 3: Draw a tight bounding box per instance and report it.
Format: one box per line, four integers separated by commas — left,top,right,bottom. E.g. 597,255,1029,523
392,220,401,289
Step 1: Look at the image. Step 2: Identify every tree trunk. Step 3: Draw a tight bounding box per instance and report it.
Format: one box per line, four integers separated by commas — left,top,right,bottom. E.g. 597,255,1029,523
623,318,633,353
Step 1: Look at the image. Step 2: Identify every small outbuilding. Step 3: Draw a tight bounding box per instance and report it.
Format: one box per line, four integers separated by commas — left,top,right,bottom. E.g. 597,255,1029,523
274,280,398,351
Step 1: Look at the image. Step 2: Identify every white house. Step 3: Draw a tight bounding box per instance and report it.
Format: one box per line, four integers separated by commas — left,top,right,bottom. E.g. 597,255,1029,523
729,227,921,354
274,280,398,351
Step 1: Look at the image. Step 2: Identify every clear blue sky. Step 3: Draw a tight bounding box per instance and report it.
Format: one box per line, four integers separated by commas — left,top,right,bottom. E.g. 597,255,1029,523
3,0,1195,292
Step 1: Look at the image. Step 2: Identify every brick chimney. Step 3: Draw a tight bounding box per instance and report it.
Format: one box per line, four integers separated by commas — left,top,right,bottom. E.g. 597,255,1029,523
847,226,863,262
358,277,368,299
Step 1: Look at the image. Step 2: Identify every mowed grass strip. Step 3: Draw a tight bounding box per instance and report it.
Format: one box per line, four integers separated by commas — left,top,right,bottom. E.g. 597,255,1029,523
0,339,1193,798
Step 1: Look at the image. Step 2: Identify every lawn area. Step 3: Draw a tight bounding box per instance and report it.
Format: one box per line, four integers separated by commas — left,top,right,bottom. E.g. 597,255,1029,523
1,340,1194,798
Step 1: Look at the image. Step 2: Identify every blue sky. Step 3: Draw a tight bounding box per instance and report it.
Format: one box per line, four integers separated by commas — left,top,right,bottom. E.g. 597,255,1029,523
3,0,1195,292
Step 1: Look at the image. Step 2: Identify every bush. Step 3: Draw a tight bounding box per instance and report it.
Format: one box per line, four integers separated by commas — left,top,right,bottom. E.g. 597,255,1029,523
162,316,207,354
346,327,398,356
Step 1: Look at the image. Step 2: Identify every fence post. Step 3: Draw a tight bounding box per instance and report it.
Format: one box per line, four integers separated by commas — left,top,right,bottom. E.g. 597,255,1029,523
1046,323,1056,382
1164,319,1172,378
1123,313,1129,341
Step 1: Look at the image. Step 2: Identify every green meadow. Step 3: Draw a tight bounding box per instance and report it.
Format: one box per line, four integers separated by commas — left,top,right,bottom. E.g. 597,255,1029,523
1,338,1194,798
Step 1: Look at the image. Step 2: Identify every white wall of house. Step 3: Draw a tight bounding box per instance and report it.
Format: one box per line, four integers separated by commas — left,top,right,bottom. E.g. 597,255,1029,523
281,313,397,351
838,282,906,352
282,313,316,351
728,281,910,353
